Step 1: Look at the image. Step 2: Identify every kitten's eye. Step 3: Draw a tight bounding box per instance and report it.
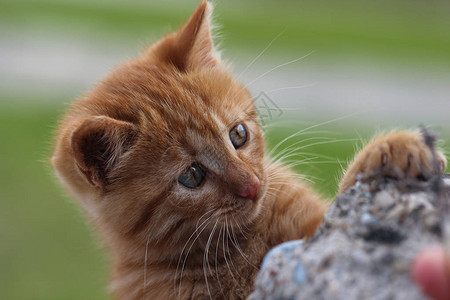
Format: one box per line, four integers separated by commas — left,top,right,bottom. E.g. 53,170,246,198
230,124,247,149
178,163,206,189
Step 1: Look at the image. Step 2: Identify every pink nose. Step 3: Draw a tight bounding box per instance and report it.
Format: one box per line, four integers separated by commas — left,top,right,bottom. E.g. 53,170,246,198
238,176,260,201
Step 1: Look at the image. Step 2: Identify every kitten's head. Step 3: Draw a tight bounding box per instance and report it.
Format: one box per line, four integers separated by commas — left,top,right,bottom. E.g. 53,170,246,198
52,1,266,248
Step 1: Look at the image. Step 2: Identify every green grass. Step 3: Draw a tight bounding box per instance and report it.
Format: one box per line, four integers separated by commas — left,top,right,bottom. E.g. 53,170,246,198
1,0,450,69
0,104,109,300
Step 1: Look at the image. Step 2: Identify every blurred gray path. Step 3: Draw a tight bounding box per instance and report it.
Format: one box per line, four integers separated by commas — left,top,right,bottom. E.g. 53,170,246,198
1,34,449,129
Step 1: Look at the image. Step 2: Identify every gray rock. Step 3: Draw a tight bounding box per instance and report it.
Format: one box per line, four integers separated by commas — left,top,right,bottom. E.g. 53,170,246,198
250,174,450,300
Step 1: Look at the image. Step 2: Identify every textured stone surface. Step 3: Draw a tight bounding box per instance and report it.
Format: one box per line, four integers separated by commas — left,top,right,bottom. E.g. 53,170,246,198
250,173,450,300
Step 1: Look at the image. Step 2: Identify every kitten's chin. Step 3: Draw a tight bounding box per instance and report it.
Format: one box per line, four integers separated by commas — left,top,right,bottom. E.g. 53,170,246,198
220,195,263,225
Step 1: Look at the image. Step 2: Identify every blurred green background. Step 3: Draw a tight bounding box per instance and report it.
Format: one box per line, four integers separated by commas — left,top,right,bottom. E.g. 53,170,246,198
1,0,449,299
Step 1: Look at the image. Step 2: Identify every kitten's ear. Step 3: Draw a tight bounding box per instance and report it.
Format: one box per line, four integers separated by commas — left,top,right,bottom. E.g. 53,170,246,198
71,116,138,187
155,0,220,70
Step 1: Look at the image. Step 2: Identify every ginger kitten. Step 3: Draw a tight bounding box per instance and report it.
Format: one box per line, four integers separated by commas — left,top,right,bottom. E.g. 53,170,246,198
52,1,446,299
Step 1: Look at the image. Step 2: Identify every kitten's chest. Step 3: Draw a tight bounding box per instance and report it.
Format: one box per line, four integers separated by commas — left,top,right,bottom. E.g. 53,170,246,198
188,262,259,300
185,234,267,299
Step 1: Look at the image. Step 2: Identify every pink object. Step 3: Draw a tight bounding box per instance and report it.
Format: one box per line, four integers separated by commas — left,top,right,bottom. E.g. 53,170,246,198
238,176,260,201
412,246,450,300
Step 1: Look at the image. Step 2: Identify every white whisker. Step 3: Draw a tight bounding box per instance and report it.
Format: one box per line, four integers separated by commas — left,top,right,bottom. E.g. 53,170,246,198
229,219,258,269
272,136,334,161
222,216,239,285
268,112,363,157
224,217,239,275
265,82,318,94
244,51,315,89
236,30,285,80
175,211,214,298
215,225,225,297
203,220,219,300
143,230,152,298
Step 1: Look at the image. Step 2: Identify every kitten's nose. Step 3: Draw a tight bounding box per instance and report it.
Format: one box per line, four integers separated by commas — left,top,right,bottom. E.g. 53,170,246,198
238,176,260,201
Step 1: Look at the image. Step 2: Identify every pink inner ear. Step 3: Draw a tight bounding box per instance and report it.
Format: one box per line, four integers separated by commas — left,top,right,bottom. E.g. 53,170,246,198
153,0,220,71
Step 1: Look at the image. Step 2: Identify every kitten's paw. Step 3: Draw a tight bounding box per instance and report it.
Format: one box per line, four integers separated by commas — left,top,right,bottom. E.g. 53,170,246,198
339,131,447,194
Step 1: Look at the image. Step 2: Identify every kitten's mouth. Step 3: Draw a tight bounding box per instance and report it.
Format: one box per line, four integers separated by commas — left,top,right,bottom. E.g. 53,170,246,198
221,189,264,217
221,200,247,215
219,200,250,219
